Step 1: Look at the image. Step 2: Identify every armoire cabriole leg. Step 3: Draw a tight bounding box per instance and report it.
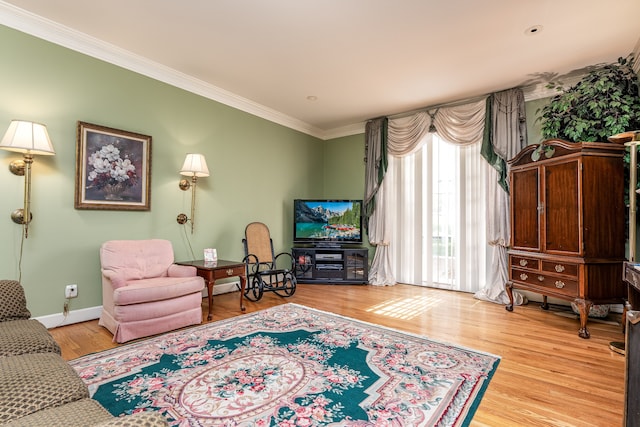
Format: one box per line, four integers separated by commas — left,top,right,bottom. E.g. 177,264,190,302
574,298,593,339
505,281,514,312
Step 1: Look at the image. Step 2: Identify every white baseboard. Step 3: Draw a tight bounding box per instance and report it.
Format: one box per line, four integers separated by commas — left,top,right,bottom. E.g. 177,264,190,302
36,281,241,329
36,305,103,329
209,280,240,296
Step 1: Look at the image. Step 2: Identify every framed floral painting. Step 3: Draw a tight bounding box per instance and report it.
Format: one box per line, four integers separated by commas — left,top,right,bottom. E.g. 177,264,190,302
75,122,152,210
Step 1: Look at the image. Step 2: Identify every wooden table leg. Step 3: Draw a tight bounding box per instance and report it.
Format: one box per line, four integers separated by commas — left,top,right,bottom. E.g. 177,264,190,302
206,278,214,321
239,274,246,312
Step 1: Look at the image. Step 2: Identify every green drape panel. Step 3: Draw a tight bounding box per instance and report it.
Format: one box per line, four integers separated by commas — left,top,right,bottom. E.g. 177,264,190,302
364,117,388,222
480,95,509,192
379,119,388,183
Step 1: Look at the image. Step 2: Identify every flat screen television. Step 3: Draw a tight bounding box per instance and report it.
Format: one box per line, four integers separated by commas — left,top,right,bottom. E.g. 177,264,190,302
294,199,363,246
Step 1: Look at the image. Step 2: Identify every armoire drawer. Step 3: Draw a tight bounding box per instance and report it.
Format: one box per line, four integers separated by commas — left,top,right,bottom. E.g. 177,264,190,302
511,268,579,296
541,261,578,278
510,256,539,270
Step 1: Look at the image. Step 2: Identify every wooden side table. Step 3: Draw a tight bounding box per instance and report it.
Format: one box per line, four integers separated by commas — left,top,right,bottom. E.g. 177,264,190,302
176,259,246,320
611,262,640,355
624,262,640,310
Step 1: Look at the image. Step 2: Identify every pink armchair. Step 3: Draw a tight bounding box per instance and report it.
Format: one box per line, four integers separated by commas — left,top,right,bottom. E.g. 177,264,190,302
99,239,204,343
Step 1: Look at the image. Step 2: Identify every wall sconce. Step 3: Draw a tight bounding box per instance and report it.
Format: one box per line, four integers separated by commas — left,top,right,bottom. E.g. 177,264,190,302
0,120,55,238
176,153,209,233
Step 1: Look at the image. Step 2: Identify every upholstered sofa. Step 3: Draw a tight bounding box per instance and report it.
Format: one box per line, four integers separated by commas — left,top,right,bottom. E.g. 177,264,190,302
0,279,168,426
99,239,205,343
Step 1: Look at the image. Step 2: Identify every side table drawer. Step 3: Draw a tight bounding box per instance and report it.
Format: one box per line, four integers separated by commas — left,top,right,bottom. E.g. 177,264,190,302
624,264,640,292
212,265,245,280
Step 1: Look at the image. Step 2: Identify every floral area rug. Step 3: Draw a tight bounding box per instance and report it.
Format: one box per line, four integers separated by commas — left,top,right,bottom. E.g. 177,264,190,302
70,303,500,426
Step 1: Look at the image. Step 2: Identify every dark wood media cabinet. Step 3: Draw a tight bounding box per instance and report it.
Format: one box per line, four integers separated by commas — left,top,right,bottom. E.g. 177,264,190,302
292,246,368,284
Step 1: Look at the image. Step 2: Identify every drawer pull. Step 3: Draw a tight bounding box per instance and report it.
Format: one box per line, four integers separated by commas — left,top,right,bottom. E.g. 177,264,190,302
519,273,528,281
555,264,565,273
226,269,234,276
538,276,545,282
519,259,528,267
555,280,565,288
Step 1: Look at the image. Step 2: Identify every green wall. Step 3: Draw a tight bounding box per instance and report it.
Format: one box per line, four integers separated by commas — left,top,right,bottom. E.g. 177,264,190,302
323,134,365,197
323,133,370,252
525,97,547,146
0,25,366,318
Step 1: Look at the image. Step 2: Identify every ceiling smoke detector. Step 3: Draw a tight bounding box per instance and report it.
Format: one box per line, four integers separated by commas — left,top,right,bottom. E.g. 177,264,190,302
525,25,544,36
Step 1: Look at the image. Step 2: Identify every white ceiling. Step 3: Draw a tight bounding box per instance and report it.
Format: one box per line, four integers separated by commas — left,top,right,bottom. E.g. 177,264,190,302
1,0,639,140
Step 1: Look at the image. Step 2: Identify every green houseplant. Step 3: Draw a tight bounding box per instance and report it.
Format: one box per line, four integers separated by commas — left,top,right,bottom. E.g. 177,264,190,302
538,56,640,143
538,56,640,202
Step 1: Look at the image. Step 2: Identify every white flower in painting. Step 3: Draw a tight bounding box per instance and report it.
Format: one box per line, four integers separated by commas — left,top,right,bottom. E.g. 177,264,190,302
86,143,138,189
100,144,120,161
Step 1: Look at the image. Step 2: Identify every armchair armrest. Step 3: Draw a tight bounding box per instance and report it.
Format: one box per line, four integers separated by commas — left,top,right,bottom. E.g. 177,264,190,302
168,264,197,277
0,280,31,321
101,270,128,289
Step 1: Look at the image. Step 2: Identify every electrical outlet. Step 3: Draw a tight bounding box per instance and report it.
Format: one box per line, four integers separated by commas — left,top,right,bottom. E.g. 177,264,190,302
65,284,78,298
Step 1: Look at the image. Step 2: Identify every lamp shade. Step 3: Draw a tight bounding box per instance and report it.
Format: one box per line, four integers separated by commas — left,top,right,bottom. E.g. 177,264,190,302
0,120,55,155
180,153,210,177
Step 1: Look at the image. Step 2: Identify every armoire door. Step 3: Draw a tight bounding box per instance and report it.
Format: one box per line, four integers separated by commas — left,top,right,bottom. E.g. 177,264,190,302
544,160,581,255
511,167,540,250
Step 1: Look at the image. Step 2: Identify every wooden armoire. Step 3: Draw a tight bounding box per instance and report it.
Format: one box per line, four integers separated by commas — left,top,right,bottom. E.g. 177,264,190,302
506,139,627,338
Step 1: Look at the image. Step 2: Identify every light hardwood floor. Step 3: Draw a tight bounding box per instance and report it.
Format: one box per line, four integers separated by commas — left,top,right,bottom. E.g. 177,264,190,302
50,284,626,426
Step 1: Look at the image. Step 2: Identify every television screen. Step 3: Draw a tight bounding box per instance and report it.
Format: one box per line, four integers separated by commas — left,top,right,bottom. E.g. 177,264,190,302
294,199,363,245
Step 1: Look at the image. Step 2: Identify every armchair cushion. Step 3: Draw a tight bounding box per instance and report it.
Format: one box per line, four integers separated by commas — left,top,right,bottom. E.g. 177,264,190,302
0,280,31,321
113,276,204,306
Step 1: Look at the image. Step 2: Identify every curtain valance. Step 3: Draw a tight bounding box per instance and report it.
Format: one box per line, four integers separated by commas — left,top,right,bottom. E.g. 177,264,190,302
387,99,487,157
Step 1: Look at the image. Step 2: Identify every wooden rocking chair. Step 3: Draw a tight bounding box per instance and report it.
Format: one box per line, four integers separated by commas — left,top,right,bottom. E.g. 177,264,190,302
242,222,297,301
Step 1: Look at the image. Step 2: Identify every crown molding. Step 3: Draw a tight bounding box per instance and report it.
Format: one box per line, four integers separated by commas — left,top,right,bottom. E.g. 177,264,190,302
0,2,330,139
320,122,366,140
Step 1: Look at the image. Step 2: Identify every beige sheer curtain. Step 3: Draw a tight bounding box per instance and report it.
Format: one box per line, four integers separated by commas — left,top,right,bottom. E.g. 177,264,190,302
368,99,487,287
474,88,527,304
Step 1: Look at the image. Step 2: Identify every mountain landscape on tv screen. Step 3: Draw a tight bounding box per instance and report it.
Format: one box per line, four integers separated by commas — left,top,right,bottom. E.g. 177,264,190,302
295,201,361,241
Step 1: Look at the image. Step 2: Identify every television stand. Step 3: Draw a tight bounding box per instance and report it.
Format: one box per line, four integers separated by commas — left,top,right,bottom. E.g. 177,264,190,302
292,246,368,284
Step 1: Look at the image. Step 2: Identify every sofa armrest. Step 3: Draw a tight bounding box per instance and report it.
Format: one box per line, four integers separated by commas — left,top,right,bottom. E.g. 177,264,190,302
93,411,169,426
167,264,197,278
0,280,31,321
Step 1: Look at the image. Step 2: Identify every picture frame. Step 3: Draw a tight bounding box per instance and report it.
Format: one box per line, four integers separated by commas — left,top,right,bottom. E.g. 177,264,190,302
75,121,152,211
